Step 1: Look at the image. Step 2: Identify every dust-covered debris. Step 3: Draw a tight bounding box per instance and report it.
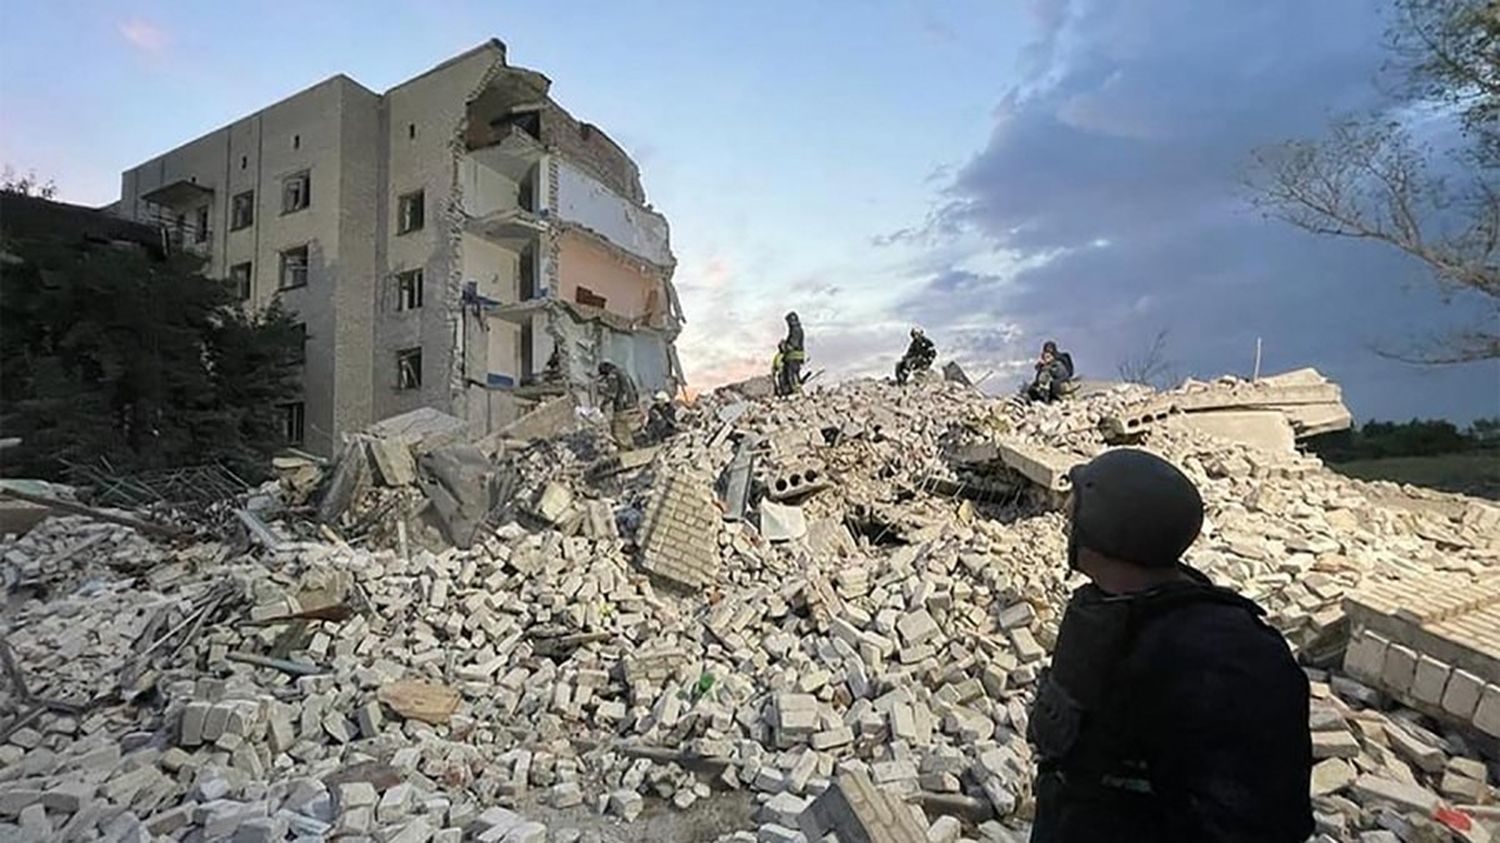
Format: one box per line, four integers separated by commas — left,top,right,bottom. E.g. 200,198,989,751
1,372,1496,842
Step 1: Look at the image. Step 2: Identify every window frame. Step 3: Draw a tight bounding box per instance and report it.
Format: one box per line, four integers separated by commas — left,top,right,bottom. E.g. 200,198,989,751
397,189,425,235
230,190,255,230
291,323,308,365
396,347,423,390
396,268,424,311
281,171,311,215
278,245,309,291
193,205,210,244
229,261,253,301
278,401,305,445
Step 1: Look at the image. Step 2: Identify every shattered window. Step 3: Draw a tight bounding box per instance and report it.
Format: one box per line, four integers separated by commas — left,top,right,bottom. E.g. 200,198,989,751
397,347,422,390
397,269,423,311
279,245,309,290
398,189,425,234
230,261,252,300
231,190,254,230
282,171,310,214
278,401,304,445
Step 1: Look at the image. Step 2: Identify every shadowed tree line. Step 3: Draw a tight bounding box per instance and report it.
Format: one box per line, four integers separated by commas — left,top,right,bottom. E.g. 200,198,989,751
1307,416,1500,461
0,191,303,483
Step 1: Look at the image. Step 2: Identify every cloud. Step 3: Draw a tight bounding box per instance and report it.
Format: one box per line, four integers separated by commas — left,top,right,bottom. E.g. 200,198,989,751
117,19,170,55
887,0,1499,421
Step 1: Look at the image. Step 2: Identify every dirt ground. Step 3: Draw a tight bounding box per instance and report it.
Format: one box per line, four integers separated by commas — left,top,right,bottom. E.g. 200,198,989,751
519,790,758,843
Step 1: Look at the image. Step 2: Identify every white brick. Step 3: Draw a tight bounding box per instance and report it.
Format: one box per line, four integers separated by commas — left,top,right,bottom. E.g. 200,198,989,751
1380,644,1418,695
1443,669,1484,719
1342,630,1388,682
1473,684,1500,738
1410,655,1450,707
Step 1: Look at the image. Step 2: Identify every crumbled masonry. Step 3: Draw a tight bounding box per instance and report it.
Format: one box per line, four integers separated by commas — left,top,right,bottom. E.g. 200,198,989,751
1,373,1498,842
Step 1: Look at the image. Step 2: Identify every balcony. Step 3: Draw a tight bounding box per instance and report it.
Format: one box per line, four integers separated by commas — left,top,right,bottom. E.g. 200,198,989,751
464,207,547,251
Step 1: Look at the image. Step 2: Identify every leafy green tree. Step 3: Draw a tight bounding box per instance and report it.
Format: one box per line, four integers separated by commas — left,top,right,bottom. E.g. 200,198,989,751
0,231,301,481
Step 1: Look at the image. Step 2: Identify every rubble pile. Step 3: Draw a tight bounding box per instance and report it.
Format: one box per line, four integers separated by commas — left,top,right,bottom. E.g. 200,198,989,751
1,373,1498,842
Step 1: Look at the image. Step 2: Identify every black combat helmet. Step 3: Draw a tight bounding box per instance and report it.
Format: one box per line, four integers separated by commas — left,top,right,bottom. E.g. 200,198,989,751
1065,448,1203,570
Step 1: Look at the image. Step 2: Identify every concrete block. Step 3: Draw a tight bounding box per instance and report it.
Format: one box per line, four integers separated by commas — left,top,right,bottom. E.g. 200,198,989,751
1310,758,1355,797
1311,730,1360,759
1350,775,1440,814
1473,684,1500,738
759,501,808,542
798,768,927,843
896,610,940,648
1410,655,1450,707
337,782,377,811
1443,670,1485,720
1177,410,1295,453
1380,644,1418,696
1342,631,1389,683
180,702,211,747
607,791,643,821
927,815,962,843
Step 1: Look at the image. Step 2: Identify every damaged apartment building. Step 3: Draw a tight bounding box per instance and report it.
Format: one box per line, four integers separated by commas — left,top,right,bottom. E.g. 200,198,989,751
115,39,683,456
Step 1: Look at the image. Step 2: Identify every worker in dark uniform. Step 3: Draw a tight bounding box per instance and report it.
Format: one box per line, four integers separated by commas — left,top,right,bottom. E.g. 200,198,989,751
895,327,937,385
1028,448,1312,843
642,391,679,443
1026,340,1075,403
596,361,640,446
779,312,806,396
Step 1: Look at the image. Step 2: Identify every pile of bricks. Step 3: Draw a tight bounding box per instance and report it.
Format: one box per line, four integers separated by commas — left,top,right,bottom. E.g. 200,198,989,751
1,375,1498,842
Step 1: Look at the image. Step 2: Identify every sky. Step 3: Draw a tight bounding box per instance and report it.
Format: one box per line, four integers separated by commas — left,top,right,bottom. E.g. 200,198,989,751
1,0,1496,422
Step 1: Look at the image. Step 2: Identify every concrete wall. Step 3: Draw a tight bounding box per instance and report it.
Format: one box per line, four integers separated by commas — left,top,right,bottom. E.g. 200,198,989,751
332,79,383,442
554,159,671,266
377,42,506,425
114,40,676,452
458,157,526,218
118,75,370,456
556,230,663,322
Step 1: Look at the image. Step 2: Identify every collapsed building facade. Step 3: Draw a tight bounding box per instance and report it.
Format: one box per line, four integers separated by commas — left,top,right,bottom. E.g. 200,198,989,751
115,40,682,457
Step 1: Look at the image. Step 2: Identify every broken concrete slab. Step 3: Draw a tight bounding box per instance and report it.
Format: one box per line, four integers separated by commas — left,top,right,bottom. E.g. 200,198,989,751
1173,410,1296,454
759,501,808,542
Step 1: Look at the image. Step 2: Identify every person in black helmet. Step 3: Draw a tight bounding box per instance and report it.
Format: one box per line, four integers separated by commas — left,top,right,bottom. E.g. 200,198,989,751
1028,448,1312,843
895,327,936,385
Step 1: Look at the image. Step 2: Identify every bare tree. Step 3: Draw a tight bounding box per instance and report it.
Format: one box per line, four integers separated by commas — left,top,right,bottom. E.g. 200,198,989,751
1248,0,1500,363
1117,328,1181,389
0,165,57,200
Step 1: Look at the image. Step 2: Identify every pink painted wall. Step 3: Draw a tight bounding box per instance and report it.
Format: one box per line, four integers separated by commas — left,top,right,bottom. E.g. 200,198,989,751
556,230,664,324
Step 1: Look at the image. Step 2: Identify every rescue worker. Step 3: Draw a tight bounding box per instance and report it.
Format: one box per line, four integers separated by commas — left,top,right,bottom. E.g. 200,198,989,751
540,348,563,383
1026,340,1074,403
772,341,790,397
780,312,806,396
1028,448,1312,843
642,390,679,444
895,327,936,385
595,361,640,447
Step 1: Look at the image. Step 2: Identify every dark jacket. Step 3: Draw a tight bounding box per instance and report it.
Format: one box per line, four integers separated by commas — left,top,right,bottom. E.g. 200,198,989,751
598,366,638,411
905,335,936,366
1029,568,1312,843
1056,350,1074,379
785,321,805,354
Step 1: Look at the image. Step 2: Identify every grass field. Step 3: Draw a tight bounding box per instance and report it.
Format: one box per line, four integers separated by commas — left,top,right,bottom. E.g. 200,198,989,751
1329,452,1500,500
